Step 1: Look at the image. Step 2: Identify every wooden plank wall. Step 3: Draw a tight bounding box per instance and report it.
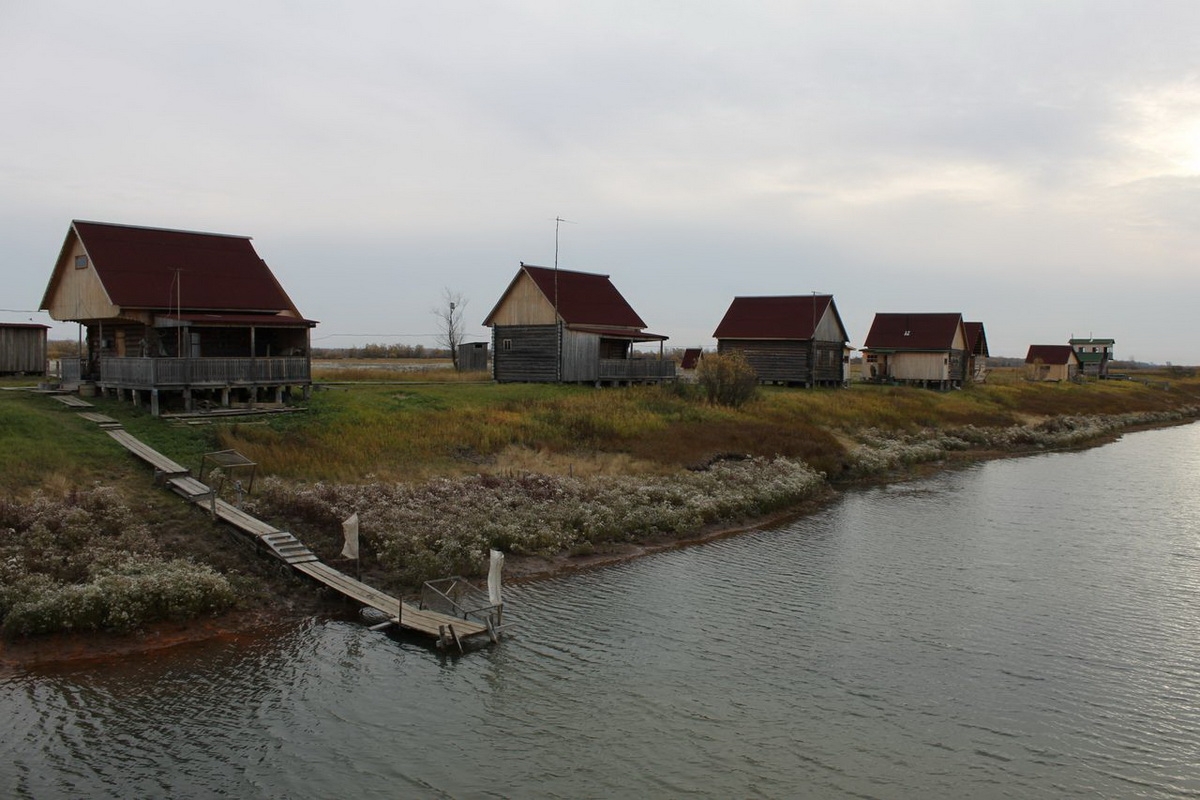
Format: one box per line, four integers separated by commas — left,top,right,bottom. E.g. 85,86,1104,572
0,327,47,374
492,324,559,382
717,339,845,386
561,329,600,382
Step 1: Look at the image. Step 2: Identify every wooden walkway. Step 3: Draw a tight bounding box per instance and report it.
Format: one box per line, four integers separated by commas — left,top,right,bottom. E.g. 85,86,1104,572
53,394,94,408
80,408,494,650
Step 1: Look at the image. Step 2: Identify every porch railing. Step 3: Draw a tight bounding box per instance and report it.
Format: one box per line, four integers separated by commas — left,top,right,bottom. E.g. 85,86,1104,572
98,356,310,387
58,358,83,383
598,358,676,381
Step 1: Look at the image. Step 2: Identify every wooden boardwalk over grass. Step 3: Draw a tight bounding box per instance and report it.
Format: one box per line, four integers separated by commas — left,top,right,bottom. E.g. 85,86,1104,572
77,407,494,650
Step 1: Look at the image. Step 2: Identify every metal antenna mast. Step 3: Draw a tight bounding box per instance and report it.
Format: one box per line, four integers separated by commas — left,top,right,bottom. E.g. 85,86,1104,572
551,216,576,382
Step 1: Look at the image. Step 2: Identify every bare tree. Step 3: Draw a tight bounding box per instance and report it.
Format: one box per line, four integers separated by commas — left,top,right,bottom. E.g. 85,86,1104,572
432,288,468,370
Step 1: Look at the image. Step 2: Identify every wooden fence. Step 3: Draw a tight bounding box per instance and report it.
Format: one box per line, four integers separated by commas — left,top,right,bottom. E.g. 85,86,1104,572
99,356,310,387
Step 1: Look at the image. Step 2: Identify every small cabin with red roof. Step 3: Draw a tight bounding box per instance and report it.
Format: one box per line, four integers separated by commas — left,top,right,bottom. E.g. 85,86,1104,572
860,313,969,389
482,263,673,384
40,220,316,415
712,295,850,387
1024,344,1080,382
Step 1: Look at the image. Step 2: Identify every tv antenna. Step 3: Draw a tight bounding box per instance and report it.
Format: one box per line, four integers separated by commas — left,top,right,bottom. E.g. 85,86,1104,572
549,216,576,383
552,216,577,271
170,267,184,355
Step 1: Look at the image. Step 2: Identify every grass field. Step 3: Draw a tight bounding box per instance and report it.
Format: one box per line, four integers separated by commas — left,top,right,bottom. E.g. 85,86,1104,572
4,368,1199,491
3,368,1199,636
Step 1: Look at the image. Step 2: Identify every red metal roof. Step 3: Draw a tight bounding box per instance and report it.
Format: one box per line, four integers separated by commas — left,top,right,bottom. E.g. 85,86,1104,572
680,348,702,369
67,221,301,314
862,313,964,351
519,264,647,328
712,295,840,341
158,312,316,328
1025,344,1077,365
565,324,667,341
963,321,989,356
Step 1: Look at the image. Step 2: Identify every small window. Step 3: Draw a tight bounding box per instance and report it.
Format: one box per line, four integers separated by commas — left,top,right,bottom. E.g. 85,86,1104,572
74,255,88,269
502,339,512,351
903,330,911,336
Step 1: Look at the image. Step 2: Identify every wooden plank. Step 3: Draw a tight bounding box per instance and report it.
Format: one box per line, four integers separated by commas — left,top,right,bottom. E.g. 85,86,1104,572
167,476,213,498
53,394,93,408
209,499,280,537
398,604,489,637
107,429,190,475
293,562,405,615
77,411,118,425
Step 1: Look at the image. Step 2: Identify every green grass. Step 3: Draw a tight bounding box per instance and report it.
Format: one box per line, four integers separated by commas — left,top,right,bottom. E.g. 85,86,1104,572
3,369,1199,635
4,369,1200,493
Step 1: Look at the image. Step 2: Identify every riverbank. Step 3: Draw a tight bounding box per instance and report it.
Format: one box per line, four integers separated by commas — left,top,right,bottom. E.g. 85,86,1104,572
499,408,1200,583
3,372,1200,662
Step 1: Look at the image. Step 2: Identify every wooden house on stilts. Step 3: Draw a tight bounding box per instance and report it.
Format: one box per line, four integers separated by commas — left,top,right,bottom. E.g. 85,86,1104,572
40,220,317,415
483,263,674,385
860,312,970,389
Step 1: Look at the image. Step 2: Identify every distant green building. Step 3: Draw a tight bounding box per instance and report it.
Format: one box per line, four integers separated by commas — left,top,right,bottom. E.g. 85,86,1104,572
1069,337,1115,378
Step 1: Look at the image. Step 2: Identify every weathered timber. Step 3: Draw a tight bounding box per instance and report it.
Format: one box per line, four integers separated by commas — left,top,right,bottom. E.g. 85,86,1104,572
107,428,190,475
76,411,120,427
52,394,94,408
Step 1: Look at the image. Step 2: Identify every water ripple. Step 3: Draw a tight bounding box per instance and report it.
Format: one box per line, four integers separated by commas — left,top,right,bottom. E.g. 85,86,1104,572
6,424,1200,797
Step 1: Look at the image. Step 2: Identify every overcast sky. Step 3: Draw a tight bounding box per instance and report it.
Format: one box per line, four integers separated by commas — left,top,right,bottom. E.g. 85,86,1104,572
3,2,1199,362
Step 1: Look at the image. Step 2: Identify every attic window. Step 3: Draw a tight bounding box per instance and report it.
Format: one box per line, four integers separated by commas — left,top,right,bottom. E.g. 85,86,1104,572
74,255,88,269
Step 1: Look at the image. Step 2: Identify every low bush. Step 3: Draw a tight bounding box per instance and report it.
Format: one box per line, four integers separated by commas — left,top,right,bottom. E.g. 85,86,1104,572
698,352,760,408
248,456,826,587
0,488,236,637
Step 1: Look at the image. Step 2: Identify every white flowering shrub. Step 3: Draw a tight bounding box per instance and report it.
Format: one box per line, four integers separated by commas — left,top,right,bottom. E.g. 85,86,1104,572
846,409,1199,478
0,489,236,637
248,457,826,586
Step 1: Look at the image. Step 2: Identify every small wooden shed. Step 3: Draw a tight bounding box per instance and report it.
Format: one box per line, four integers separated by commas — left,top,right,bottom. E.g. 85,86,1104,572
712,295,850,387
483,263,673,385
456,341,490,372
677,348,703,383
860,313,969,389
1025,345,1080,382
0,323,49,375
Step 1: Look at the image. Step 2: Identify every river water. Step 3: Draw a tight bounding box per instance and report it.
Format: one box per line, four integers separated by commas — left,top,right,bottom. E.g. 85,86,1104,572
4,423,1200,799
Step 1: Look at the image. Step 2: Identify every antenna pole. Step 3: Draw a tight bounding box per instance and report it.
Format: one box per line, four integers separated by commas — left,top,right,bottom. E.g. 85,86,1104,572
554,217,562,381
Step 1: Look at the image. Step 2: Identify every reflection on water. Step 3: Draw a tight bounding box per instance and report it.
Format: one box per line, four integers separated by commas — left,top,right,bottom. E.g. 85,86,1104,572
4,423,1200,798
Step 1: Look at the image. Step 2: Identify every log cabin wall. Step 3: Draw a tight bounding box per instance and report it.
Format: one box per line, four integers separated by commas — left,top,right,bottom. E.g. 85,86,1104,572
492,324,559,382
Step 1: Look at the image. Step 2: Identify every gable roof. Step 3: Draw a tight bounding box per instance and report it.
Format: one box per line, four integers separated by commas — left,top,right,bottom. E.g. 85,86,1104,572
963,322,989,356
42,220,304,316
483,263,647,329
862,313,964,351
680,348,702,369
1026,344,1078,365
711,295,847,342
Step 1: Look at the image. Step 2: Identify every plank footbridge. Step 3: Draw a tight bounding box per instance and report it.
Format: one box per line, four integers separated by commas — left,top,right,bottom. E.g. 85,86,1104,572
77,412,497,651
